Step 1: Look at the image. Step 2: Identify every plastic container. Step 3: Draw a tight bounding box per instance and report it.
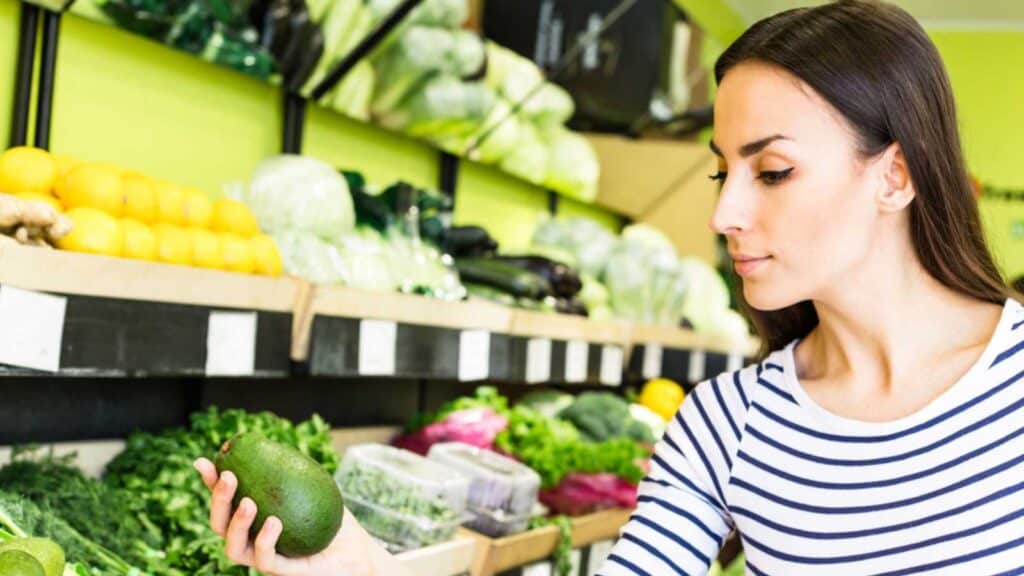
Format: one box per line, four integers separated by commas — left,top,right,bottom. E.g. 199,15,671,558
335,444,470,552
427,442,541,537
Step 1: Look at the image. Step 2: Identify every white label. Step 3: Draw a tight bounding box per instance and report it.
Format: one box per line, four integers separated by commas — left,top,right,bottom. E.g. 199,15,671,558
727,351,745,373
600,345,624,386
359,320,397,376
526,338,552,384
565,340,589,383
0,286,66,372
206,311,257,376
642,344,663,379
688,349,707,382
523,561,553,576
458,330,490,382
588,540,616,574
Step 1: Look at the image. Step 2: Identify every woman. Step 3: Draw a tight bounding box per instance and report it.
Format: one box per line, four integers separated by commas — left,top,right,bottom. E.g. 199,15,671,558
195,1,1024,574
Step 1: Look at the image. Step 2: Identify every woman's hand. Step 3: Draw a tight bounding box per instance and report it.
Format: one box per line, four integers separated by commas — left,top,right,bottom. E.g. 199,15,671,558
194,458,397,576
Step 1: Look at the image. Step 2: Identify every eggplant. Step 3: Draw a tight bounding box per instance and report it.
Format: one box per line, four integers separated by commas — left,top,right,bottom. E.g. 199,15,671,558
456,258,552,300
443,226,498,258
554,298,589,317
493,255,582,299
258,0,293,59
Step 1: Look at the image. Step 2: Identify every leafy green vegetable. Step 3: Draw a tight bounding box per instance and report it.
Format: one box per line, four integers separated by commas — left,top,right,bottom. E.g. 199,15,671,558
528,515,572,576
102,407,338,576
557,392,654,444
0,448,163,571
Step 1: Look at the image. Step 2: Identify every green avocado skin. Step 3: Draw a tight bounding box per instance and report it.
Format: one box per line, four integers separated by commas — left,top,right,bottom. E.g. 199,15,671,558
214,432,344,557
0,549,46,576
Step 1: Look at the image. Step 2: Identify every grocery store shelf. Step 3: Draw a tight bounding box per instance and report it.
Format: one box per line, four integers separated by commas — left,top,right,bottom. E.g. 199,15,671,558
397,536,477,576
0,243,296,376
461,508,630,576
626,324,759,390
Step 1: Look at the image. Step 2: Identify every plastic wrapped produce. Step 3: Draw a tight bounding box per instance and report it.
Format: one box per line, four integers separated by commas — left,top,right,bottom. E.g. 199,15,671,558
335,444,470,552
428,442,540,537
246,155,354,239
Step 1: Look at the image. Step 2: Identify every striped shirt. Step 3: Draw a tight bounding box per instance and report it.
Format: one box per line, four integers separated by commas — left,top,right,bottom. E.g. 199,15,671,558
601,298,1024,575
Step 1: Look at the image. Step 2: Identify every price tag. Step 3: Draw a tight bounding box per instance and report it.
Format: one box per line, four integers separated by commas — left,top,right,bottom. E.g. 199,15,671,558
642,344,663,379
0,286,66,372
688,349,707,383
522,562,553,576
458,330,490,382
206,311,257,376
526,338,552,384
359,320,397,376
565,340,589,383
727,351,745,373
600,345,624,386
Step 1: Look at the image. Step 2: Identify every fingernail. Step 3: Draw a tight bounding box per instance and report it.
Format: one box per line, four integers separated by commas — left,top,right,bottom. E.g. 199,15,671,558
242,498,256,514
193,460,201,471
268,516,282,534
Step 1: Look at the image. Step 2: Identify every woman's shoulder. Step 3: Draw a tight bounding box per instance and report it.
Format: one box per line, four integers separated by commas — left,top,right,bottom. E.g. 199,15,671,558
683,348,791,432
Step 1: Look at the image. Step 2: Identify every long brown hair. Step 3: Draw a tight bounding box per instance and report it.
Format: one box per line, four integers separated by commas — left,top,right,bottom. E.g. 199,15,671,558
714,0,1012,356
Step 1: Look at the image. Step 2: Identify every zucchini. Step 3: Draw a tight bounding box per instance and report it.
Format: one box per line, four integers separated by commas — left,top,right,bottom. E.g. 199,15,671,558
456,258,552,300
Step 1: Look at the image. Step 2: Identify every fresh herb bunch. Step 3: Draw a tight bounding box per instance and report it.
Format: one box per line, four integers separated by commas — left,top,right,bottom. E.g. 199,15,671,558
0,447,163,569
529,515,573,576
103,407,339,576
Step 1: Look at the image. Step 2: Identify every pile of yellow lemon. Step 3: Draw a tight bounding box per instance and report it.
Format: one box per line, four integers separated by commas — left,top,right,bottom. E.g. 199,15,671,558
0,146,281,276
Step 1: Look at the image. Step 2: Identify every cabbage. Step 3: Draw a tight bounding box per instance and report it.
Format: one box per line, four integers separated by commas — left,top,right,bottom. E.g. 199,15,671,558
366,0,468,29
542,126,599,202
335,229,397,292
679,256,732,332
498,122,548,185
246,155,355,240
532,217,617,278
272,229,349,284
379,76,496,140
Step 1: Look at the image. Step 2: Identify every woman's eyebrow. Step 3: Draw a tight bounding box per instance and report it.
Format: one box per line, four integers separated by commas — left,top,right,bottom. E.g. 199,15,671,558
710,134,792,158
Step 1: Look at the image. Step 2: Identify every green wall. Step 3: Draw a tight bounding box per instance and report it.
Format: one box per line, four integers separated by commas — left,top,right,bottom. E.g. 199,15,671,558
2,4,621,251
932,31,1024,279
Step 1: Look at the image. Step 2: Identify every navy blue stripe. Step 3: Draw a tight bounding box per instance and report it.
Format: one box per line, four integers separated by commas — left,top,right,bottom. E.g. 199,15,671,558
636,494,721,544
1013,319,1023,331
620,533,689,575
730,477,1024,540
712,376,742,440
992,337,1024,368
733,370,750,409
628,515,709,568
746,560,768,576
731,449,1024,514
751,367,1024,443
738,418,1024,490
649,451,719,508
870,533,1024,576
693,391,733,469
606,553,652,576
764,362,784,372
989,566,1024,576
756,363,763,377
676,410,728,504
758,377,797,404
741,505,1024,565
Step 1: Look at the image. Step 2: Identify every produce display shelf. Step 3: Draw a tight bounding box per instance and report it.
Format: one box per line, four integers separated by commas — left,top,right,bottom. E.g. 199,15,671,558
626,323,760,390
397,536,478,576
0,243,296,377
461,508,631,576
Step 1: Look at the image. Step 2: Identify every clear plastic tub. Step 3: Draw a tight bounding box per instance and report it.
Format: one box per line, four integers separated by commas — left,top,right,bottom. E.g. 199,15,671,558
427,442,541,537
336,444,470,552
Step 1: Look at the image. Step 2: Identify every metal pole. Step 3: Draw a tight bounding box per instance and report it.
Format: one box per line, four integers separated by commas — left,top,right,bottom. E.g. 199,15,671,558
10,2,40,148
34,8,61,150
282,92,306,154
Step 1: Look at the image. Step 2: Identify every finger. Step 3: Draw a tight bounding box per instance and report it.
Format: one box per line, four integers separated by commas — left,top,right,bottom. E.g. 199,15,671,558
193,458,218,490
253,515,283,573
224,497,257,565
210,471,237,536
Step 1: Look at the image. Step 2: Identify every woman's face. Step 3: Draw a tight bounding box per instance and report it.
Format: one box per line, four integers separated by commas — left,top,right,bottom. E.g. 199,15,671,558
711,61,889,311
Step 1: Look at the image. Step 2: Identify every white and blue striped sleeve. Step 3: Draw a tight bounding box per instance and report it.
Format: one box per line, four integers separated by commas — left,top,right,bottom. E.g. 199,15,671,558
599,370,752,575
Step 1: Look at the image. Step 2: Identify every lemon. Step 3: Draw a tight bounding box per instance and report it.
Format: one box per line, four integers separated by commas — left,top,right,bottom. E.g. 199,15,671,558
51,153,79,198
57,207,123,256
153,180,185,225
638,378,686,422
219,232,255,274
182,187,213,228
16,192,62,212
152,223,192,266
120,219,157,261
62,163,124,216
121,173,157,223
0,146,57,194
186,227,223,269
249,234,282,276
212,198,260,237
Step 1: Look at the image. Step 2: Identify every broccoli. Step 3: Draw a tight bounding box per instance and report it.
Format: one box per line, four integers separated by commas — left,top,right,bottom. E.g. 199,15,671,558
557,392,654,444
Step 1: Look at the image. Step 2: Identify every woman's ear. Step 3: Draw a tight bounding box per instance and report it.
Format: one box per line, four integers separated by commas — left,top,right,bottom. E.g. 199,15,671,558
876,143,916,212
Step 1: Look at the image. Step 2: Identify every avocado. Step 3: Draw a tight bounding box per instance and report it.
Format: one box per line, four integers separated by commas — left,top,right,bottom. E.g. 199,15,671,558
0,550,45,576
0,538,64,576
214,432,343,557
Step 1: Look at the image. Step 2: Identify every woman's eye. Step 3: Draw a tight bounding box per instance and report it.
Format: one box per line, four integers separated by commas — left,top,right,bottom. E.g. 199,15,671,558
708,171,727,183
758,167,794,185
